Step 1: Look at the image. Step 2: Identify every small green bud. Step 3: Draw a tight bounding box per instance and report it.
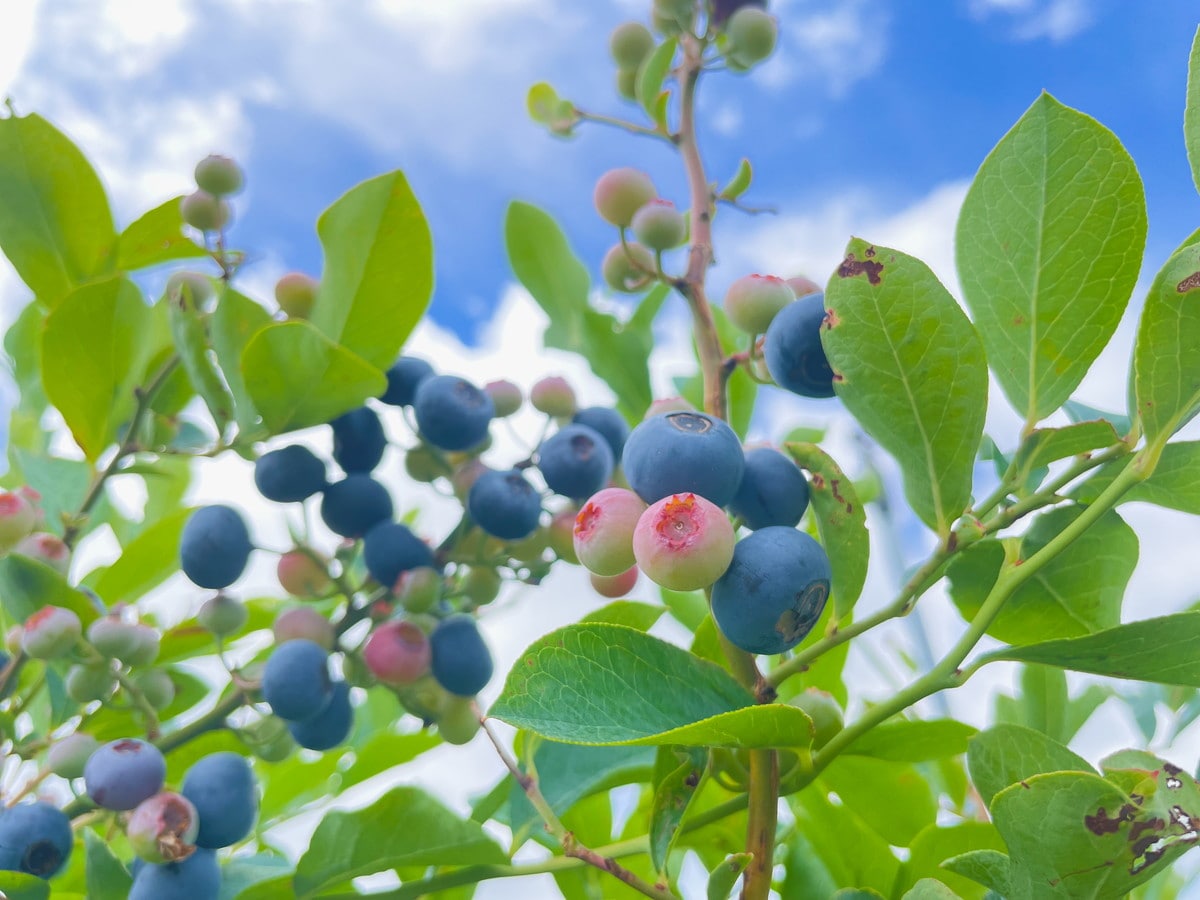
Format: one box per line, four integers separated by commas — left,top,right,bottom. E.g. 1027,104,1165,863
194,154,244,196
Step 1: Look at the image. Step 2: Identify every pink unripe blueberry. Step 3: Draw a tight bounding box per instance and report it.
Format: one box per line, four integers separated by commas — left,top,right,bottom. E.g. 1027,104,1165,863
273,607,335,649
194,154,244,197
485,380,523,418
15,532,70,575
574,488,646,576
180,190,231,233
277,550,332,597
16,486,45,527
644,396,695,419
396,566,442,613
548,508,580,564
0,491,36,552
127,791,200,863
197,593,248,636
21,606,82,659
594,168,657,227
610,21,655,69
363,620,431,685
275,272,318,319
47,732,99,779
630,199,687,251
602,242,657,293
530,376,577,417
725,274,794,335
590,565,639,598
786,274,821,298
633,493,735,591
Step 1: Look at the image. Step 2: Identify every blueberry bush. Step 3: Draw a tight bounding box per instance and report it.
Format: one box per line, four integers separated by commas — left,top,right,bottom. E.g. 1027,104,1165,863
1,3,1200,898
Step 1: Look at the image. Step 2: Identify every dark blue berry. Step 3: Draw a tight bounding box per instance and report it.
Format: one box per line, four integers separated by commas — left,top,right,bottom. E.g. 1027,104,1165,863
711,527,831,655
181,752,258,849
729,448,810,529
430,615,493,697
363,521,434,589
467,469,542,541
0,801,72,879
254,445,328,503
413,375,494,451
763,293,835,398
129,847,220,900
380,356,434,406
572,407,630,463
538,424,614,500
84,739,166,811
331,406,387,474
261,639,333,722
180,505,252,590
320,475,393,538
621,412,745,506
287,680,353,751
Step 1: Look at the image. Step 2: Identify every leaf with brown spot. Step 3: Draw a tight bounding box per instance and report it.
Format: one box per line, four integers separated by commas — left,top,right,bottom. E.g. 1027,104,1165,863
1134,243,1200,444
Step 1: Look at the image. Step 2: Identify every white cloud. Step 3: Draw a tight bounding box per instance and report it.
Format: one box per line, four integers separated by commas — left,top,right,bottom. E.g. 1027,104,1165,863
0,0,40,98
968,0,1096,42
756,0,889,96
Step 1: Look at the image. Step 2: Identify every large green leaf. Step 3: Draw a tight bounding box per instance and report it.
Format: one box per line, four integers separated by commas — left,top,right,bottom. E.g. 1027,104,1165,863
310,171,433,370
825,238,987,535
41,276,154,459
491,624,813,748
820,756,939,847
0,553,102,625
902,881,962,900
940,850,1012,897
242,320,387,434
92,507,194,606
1133,242,1200,444
0,113,115,307
956,93,1146,422
1074,440,1200,513
115,196,207,271
897,822,1005,900
210,288,272,436
786,785,901,894
1187,26,1200,195
786,441,868,621
0,871,50,900
649,745,706,874
84,829,132,900
967,723,1095,808
988,612,1200,687
948,507,1136,644
292,787,508,897
504,201,658,420
845,719,977,763
1008,421,1122,490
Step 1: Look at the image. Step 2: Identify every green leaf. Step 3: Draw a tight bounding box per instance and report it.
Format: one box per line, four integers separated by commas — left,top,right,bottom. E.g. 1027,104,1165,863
948,507,1136,644
292,787,508,897
219,854,293,900
41,276,154,459
707,853,752,900
785,442,868,621
1073,441,1200,513
0,871,51,900
167,287,234,435
820,756,939,847
242,320,387,434
956,92,1147,422
0,112,116,307
0,554,101,625
649,746,706,874
845,719,977,763
340,730,441,790
11,449,99,539
940,850,1012,896
902,881,962,900
989,612,1200,687
637,38,676,123
92,507,194,606
115,196,207,270
84,829,132,900
1133,242,1200,443
310,171,433,370
897,822,1005,900
580,601,665,631
210,288,272,436
1187,26,1200,195
718,158,753,201
491,624,813,748
967,723,1094,808
787,784,901,894
1063,399,1132,438
825,238,988,535
1009,420,1121,487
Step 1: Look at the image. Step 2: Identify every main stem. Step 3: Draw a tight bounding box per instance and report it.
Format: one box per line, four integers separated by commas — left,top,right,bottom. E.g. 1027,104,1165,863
675,34,775,900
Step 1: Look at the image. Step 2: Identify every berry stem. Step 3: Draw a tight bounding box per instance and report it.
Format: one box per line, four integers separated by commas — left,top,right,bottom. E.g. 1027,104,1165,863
575,108,672,142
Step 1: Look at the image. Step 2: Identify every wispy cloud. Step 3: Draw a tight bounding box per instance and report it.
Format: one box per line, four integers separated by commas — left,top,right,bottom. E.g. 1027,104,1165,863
967,0,1097,42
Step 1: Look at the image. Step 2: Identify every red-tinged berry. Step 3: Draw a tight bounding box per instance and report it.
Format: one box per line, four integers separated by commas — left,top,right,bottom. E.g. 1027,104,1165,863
363,620,431,685
0,490,36,552
590,565,639,598
15,532,69,575
485,380,523,417
127,792,199,864
275,272,318,319
22,606,81,659
594,167,657,227
273,607,335,650
724,273,794,335
574,487,646,576
643,396,694,419
633,493,735,591
547,508,580,564
786,274,821,298
630,199,687,251
530,376,577,418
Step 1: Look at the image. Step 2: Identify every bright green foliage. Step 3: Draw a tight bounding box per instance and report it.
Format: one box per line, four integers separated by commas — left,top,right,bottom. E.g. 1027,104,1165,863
1186,26,1200,193
115,197,207,271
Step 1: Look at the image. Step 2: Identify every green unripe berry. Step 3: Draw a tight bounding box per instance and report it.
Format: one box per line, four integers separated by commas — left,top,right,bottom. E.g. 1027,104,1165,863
602,242,656,293
47,732,99,779
194,154,244,196
630,200,687,251
610,22,655,69
530,376,577,417
133,669,176,710
180,190,231,233
547,508,580,564
791,689,844,749
594,167,657,228
275,272,318,319
239,715,295,763
197,593,248,637
395,674,452,723
616,66,639,102
438,695,481,745
725,7,778,67
652,0,695,34
484,380,523,418
461,566,502,606
404,444,446,483
66,662,115,703
507,526,548,564
165,271,215,312
724,274,794,335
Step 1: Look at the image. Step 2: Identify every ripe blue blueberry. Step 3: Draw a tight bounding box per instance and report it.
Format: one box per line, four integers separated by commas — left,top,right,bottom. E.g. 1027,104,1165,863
320,474,393,538
413,375,494,451
572,406,630,463
621,412,745,506
711,526,831,655
181,752,258,849
363,521,434,589
762,292,835,398
287,680,354,751
729,448,810,529
254,445,327,503
261,638,333,722
538,424,614,500
129,847,220,900
180,505,252,590
84,738,166,811
430,614,493,697
467,469,542,541
330,406,387,473
380,356,434,407
0,801,72,879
